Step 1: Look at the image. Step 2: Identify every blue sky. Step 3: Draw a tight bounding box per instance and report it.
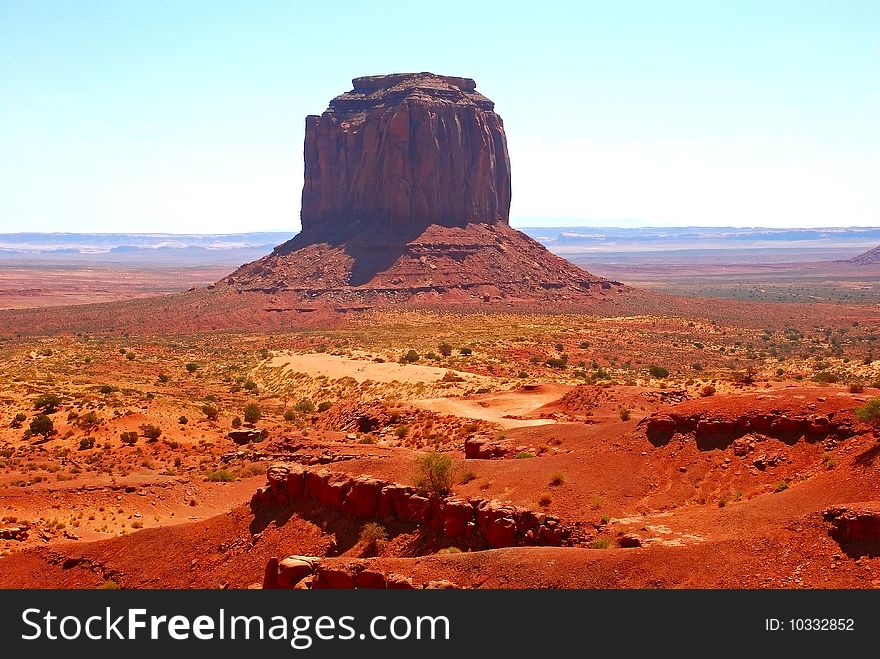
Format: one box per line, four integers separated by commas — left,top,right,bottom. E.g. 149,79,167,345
1,0,877,233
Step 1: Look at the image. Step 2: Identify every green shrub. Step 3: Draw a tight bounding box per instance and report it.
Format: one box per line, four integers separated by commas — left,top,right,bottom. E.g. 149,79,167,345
120,431,138,446
648,365,669,378
549,472,566,486
619,408,631,421
243,403,261,425
700,385,716,397
231,416,242,429
774,480,789,493
317,401,333,413
813,371,838,383
294,398,315,414
414,453,454,496
178,416,188,425
855,398,880,424
125,351,136,361
29,414,54,437
283,409,296,421
438,342,453,357
401,350,420,364
538,493,552,507
515,451,534,459
78,437,95,451
459,347,472,356
185,362,198,373
140,424,162,441
99,385,116,394
394,425,409,438
205,470,237,482
590,538,612,549
34,394,61,414
359,522,388,546
201,404,219,421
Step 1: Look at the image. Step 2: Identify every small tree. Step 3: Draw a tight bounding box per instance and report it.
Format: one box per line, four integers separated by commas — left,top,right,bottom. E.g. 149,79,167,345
140,424,162,441
402,350,420,364
231,416,242,429
185,362,198,374
294,398,315,414
438,342,453,357
243,403,261,425
414,452,454,497
34,394,61,414
648,365,669,379
120,431,139,446
29,414,54,437
459,347,472,356
12,412,27,428
201,404,219,421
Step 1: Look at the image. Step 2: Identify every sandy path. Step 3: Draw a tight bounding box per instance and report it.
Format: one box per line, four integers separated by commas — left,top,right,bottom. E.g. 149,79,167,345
413,384,569,428
268,350,491,386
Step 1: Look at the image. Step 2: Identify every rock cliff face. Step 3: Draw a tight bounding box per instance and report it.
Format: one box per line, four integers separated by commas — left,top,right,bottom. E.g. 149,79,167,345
224,72,624,304
301,73,510,233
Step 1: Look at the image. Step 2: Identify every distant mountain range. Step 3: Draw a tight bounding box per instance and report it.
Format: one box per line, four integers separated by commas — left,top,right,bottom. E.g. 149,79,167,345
0,226,878,264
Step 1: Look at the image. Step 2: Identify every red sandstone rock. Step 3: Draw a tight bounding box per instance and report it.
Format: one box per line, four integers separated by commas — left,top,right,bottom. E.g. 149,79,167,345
343,477,383,517
315,567,357,589
223,73,618,304
263,557,279,589
277,556,316,588
301,73,510,233
356,571,387,589
287,465,305,499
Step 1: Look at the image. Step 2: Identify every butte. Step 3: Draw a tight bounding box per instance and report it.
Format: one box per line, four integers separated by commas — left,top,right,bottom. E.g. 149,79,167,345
223,72,623,306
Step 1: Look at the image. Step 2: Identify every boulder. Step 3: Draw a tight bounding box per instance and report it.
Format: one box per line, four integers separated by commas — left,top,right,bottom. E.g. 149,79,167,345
343,477,383,517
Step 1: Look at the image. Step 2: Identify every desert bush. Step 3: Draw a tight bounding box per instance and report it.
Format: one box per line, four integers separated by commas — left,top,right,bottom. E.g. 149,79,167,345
515,451,534,459
243,379,258,392
78,437,95,451
395,425,409,438
201,404,219,421
359,521,388,547
98,385,116,394
619,408,631,421
178,416,188,425
590,538,612,549
400,350,420,364
648,365,669,379
813,371,838,383
29,414,54,437
578,341,590,349
545,356,567,369
458,470,477,485
185,362,198,373
120,431,138,446
700,385,716,397
205,470,237,482
34,394,61,414
774,480,789,493
459,347,472,356
125,351,136,361
549,472,566,486
855,398,880,425
436,546,462,554
317,401,333,412
139,424,162,441
294,398,316,414
243,403,261,425
538,493,552,507
231,416,242,429
78,411,100,430
157,373,170,383
12,412,27,428
414,452,454,496
438,342,453,357
283,409,296,421
849,383,865,394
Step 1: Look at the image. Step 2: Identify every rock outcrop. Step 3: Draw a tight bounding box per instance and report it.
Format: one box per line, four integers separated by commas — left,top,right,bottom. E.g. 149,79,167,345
301,73,510,232
222,73,623,304
823,504,880,556
263,555,458,590
250,463,579,549
850,245,880,265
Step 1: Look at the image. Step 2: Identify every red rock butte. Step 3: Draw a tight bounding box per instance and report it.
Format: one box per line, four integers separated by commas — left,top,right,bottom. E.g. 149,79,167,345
225,72,623,304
